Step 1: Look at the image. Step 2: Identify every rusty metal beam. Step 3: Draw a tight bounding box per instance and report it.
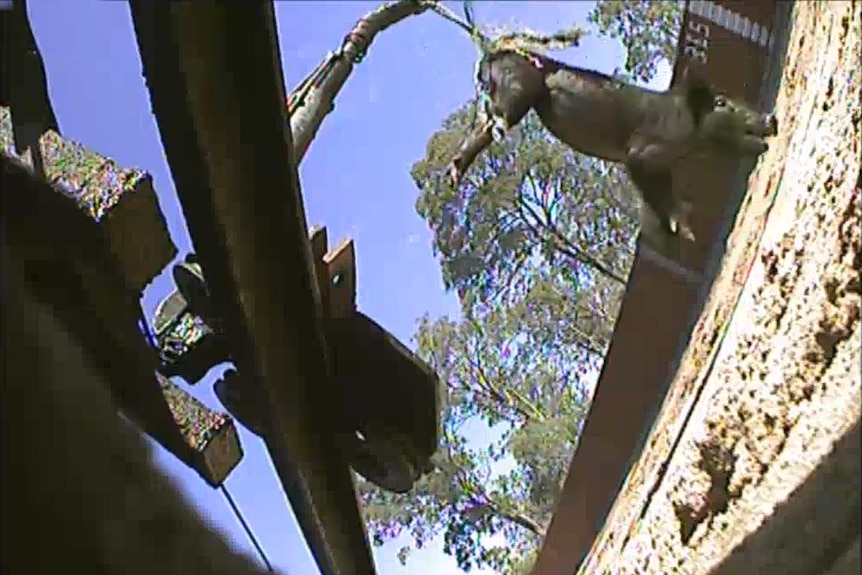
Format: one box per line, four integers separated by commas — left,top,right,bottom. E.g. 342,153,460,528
128,4,376,575
531,2,789,574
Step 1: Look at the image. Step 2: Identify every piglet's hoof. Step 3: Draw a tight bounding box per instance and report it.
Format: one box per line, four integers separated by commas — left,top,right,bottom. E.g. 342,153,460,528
670,201,696,243
678,224,696,243
670,218,696,243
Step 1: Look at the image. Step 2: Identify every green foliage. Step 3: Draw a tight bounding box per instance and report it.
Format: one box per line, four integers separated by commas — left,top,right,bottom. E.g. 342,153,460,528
359,2,684,573
360,305,593,573
588,0,683,84
412,105,638,309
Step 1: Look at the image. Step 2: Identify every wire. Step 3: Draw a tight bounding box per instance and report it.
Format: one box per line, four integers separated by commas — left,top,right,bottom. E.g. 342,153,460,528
137,300,159,350
220,483,275,573
140,290,272,570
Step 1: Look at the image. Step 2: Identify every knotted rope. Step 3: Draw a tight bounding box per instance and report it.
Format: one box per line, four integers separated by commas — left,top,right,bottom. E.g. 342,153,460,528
286,27,370,115
426,1,585,132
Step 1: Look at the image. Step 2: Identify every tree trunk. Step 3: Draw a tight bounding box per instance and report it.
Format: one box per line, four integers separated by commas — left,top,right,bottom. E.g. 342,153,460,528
289,0,434,163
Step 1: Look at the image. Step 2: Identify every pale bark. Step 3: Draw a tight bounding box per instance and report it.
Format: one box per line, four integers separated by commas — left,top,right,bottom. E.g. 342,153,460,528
289,0,436,163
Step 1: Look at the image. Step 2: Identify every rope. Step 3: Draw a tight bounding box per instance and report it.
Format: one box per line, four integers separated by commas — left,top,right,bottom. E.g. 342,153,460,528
287,54,340,115
136,292,270,568
421,1,491,129
285,26,370,116
344,30,369,63
221,484,275,573
461,0,492,99
426,1,561,131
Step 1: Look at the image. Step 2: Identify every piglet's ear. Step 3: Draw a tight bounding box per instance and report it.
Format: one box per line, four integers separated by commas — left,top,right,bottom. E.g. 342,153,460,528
680,66,716,126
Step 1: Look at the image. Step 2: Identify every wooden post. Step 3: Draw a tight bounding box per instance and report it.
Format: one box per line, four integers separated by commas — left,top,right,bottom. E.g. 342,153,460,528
1,153,241,487
158,372,243,485
0,107,177,291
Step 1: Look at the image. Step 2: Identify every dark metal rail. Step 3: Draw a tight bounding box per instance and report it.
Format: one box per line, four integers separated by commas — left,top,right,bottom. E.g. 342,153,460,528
128,4,377,575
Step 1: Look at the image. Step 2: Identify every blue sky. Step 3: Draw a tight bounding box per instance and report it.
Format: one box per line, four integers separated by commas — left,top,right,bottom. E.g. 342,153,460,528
28,2,669,574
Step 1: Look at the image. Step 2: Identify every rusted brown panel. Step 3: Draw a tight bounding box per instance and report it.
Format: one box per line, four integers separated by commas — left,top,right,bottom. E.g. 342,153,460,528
323,237,358,320
670,0,776,274
673,1,776,102
532,251,700,575
713,0,778,27
675,156,745,273
532,3,781,574
684,14,769,102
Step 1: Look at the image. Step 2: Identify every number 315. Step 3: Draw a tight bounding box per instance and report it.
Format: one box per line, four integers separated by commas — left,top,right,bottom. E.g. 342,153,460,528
683,20,710,64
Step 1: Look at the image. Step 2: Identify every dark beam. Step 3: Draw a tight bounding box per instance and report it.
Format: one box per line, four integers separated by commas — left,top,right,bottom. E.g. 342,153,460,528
0,0,60,159
128,4,377,575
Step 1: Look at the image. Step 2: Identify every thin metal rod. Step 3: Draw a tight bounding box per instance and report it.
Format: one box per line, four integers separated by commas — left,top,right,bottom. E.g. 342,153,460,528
220,484,275,573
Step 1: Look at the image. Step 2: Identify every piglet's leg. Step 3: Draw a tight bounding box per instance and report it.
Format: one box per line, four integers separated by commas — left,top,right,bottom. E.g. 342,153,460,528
449,119,495,188
626,143,696,244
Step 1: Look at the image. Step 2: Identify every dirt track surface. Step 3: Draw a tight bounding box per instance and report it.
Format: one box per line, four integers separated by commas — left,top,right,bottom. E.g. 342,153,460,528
581,2,861,574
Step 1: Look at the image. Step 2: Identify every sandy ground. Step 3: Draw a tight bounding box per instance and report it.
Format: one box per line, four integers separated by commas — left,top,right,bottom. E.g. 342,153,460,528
580,2,861,574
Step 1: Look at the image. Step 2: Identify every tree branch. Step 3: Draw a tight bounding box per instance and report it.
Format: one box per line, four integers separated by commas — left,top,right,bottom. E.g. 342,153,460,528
467,317,540,412
489,249,529,304
468,351,542,423
290,0,435,162
439,434,547,539
562,325,605,356
487,503,547,537
516,178,627,285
